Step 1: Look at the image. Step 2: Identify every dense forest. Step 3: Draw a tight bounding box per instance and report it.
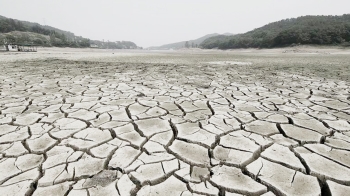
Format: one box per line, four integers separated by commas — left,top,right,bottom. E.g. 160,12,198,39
201,14,350,49
0,16,90,47
0,15,138,48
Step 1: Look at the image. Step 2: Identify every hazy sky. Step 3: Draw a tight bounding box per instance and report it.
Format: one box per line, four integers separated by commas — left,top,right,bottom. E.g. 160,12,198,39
1,0,349,47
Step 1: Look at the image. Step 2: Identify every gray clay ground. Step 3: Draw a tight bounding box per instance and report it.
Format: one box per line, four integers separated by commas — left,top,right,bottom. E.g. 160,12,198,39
0,47,350,196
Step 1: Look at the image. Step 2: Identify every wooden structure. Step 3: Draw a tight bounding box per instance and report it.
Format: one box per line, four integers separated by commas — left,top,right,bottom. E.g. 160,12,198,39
5,44,38,52
7,44,18,51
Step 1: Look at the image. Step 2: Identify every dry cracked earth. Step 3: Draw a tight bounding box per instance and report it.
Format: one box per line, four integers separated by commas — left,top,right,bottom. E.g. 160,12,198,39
0,49,350,196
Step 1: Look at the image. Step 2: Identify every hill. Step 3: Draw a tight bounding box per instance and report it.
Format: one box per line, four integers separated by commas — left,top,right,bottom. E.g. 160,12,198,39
201,14,350,49
0,15,138,48
149,33,224,50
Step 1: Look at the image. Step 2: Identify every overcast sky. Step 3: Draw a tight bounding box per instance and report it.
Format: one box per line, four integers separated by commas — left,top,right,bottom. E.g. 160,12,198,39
1,0,349,47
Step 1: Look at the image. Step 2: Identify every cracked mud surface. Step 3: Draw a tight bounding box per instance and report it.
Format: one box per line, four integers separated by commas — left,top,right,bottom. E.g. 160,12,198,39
0,48,350,196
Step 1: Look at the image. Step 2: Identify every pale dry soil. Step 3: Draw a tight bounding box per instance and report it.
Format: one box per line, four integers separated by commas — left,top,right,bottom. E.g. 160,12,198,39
0,47,350,196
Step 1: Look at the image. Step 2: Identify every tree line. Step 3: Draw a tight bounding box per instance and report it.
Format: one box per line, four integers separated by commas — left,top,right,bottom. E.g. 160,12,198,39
201,14,350,49
0,17,90,47
91,40,138,49
184,41,198,48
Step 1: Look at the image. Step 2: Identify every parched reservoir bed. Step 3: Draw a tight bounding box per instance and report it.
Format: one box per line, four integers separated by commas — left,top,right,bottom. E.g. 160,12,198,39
0,48,349,196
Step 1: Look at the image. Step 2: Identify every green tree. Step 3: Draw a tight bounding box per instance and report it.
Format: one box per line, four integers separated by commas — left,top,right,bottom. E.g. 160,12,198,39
33,39,43,45
5,35,16,43
49,33,56,46
79,38,90,47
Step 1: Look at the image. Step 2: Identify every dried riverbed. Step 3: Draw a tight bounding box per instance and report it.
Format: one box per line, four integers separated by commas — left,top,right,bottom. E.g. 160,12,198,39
0,48,349,195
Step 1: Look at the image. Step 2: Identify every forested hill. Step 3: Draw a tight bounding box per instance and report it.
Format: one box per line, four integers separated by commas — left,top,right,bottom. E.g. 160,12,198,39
0,15,91,47
149,33,221,50
200,14,350,49
0,15,138,48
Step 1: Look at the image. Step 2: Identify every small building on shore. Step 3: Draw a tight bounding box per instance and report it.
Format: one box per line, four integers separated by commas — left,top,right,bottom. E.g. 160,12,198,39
4,44,37,52
7,44,19,51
